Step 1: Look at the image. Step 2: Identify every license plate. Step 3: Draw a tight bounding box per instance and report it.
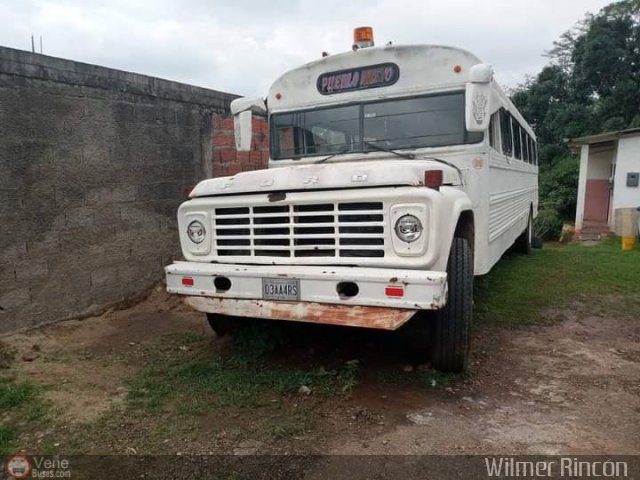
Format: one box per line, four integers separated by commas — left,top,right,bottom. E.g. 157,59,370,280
262,278,300,301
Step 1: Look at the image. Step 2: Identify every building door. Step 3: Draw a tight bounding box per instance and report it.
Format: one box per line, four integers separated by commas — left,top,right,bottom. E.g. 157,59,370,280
583,179,610,223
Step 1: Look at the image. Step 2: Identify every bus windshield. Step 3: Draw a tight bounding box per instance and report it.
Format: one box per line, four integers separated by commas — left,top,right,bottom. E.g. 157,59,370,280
270,91,483,160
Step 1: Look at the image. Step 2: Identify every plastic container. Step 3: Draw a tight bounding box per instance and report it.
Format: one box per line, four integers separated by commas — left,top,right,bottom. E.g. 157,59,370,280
622,236,636,251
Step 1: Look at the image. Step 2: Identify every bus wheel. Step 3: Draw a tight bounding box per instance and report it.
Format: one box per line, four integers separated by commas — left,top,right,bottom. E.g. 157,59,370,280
514,212,532,254
206,313,234,337
430,237,473,373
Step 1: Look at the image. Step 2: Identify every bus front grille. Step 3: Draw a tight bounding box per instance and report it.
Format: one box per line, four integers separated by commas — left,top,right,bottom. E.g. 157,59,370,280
213,202,385,259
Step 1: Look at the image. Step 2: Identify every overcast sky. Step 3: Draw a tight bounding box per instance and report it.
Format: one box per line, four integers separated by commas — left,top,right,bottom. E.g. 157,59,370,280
0,0,614,96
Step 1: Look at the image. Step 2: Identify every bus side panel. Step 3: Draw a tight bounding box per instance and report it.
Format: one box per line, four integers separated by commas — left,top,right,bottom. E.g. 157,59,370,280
483,148,538,274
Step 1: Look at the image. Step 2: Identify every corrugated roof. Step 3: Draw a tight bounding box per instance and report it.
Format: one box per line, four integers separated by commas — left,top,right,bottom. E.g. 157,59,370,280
567,127,640,146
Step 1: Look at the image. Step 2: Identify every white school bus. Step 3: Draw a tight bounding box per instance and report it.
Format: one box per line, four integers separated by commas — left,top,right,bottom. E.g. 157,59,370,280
166,27,538,372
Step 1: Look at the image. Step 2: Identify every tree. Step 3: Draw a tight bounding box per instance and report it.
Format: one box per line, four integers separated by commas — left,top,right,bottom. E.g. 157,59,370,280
511,0,640,238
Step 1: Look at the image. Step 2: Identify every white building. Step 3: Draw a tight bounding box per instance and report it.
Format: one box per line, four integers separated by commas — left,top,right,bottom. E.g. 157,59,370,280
571,128,640,236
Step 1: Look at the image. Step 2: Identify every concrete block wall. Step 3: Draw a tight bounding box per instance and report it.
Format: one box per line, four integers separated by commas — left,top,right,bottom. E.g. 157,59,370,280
0,46,241,333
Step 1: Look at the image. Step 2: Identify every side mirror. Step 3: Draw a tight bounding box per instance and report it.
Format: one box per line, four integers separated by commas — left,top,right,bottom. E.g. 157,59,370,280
465,64,494,132
230,97,267,152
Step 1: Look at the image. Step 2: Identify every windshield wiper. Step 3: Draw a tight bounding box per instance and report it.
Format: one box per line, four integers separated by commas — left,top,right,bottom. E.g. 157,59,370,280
363,141,415,160
316,146,352,163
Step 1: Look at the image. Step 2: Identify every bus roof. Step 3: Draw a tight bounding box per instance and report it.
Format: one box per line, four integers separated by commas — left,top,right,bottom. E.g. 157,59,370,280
266,43,535,139
267,44,482,112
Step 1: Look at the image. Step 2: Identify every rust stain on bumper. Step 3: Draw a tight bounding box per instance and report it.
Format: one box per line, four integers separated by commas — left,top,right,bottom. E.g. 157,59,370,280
185,297,417,330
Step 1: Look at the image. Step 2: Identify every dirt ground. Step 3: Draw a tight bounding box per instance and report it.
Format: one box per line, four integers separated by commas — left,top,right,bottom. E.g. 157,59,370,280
3,286,639,457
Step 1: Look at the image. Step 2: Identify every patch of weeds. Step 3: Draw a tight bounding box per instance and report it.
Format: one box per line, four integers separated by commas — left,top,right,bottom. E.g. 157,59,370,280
176,402,210,416
265,414,311,440
0,425,16,453
0,378,40,409
0,377,48,454
180,332,206,345
336,362,359,394
127,356,360,413
126,368,175,410
377,369,459,388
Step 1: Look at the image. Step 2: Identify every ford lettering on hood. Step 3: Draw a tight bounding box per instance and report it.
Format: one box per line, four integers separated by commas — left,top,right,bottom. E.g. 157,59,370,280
188,160,460,198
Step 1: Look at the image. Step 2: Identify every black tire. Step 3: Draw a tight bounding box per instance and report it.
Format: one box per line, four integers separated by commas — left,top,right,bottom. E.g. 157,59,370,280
531,236,543,249
430,237,473,373
514,211,532,254
206,313,234,337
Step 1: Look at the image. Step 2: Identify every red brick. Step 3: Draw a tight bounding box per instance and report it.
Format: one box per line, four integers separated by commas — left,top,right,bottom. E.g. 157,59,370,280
236,151,251,163
252,117,266,131
221,116,235,130
212,164,225,177
213,132,234,146
227,164,243,176
219,148,236,162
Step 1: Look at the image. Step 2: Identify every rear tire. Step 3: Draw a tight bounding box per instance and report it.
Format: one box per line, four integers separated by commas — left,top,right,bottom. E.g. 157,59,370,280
430,237,473,373
514,211,532,254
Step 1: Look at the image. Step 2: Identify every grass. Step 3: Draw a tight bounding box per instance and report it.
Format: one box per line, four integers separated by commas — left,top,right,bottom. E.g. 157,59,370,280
475,238,640,327
127,352,359,412
264,414,312,440
0,377,47,454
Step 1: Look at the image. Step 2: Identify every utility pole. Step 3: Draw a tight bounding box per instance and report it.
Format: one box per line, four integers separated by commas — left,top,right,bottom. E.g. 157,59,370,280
31,34,35,53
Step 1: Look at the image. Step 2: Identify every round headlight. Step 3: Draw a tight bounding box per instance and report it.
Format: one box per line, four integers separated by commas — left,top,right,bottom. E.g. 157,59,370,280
187,220,206,244
395,215,423,243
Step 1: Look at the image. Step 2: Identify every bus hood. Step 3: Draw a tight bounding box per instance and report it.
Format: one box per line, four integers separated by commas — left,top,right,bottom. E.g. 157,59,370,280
189,160,461,198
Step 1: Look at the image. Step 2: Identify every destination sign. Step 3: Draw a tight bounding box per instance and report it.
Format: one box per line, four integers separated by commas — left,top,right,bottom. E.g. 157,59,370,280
317,63,400,95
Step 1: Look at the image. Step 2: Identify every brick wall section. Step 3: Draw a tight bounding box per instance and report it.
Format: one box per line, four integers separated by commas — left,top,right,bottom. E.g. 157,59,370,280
0,46,239,333
211,114,269,177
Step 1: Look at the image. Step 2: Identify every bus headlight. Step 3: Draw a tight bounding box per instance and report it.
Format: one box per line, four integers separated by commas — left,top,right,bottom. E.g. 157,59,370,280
187,220,206,244
394,215,423,243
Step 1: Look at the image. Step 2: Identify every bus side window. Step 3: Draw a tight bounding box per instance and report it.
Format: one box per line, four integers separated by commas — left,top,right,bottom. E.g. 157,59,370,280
522,131,529,163
489,115,495,149
489,113,498,150
513,120,522,160
499,109,512,157
532,141,538,166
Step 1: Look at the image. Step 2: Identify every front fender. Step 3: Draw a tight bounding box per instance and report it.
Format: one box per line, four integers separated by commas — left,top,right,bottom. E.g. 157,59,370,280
431,187,474,272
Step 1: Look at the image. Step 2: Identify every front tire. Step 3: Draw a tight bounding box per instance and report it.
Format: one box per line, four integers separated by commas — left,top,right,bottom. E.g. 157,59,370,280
430,237,473,373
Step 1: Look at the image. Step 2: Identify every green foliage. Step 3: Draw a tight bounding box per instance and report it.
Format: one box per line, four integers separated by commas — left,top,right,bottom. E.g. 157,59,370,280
0,378,47,454
127,355,359,412
512,0,640,224
475,238,640,327
0,378,39,410
0,426,16,454
533,207,564,240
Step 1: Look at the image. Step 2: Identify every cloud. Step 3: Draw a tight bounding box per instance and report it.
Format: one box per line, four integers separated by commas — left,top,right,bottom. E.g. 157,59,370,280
0,0,612,96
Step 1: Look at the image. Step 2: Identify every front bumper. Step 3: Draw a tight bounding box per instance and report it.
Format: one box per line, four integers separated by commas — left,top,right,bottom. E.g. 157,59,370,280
165,262,447,330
